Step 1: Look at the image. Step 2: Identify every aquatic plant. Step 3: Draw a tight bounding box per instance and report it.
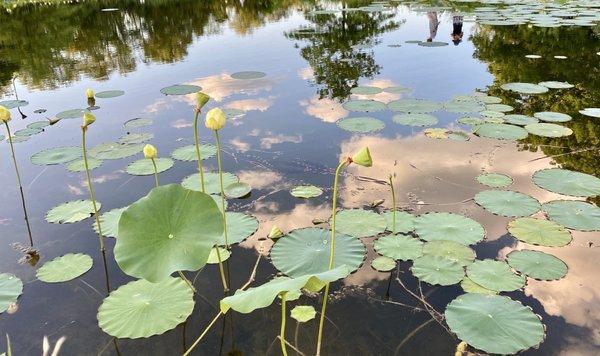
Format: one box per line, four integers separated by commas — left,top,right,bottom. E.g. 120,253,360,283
193,92,210,192
143,144,160,187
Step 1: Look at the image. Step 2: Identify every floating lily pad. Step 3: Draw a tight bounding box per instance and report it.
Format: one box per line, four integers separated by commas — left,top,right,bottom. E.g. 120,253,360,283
118,133,154,145
0,273,22,314
501,82,549,94
458,117,484,126
444,100,485,114
392,113,438,127
291,305,316,322
383,211,415,233
160,84,201,95
290,185,323,199
31,146,81,166
13,128,42,137
371,256,396,272
383,86,410,94
219,212,258,245
466,259,525,292
0,100,28,109
26,121,50,130
525,123,572,137
538,81,573,89
337,117,385,133
114,184,223,282
476,173,513,188
89,142,144,160
411,255,464,286
124,118,153,129
332,209,387,238
503,114,538,126
508,217,572,247
533,168,600,197
445,293,544,354
506,250,567,281
418,41,449,47
476,95,502,104
225,182,251,198
414,212,485,245
95,90,125,99
475,190,540,217
126,158,174,176
374,235,423,261
171,144,217,161
473,123,528,140
56,109,89,120
231,71,266,80
93,207,127,238
46,200,100,224
207,247,231,264
98,277,194,338
424,128,449,139
534,111,572,123
542,200,600,231
480,110,505,119
66,157,103,172
460,277,497,295
270,228,365,277
36,253,93,283
350,86,382,95
388,99,442,113
422,241,475,266
579,108,600,118
486,104,513,113
342,100,387,112
181,172,238,195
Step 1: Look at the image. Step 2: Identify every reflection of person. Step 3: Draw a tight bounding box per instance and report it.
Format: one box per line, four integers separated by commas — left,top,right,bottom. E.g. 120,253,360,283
427,12,439,42
452,13,464,46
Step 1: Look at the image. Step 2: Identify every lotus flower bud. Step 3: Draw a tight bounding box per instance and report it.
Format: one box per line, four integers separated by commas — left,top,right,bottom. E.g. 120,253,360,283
196,92,210,110
83,112,96,127
205,108,226,130
268,226,284,240
143,144,158,159
351,147,372,167
86,88,95,99
0,106,11,123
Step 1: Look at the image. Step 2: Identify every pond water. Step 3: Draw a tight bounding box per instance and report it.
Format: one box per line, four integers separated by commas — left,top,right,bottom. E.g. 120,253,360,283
1,0,600,355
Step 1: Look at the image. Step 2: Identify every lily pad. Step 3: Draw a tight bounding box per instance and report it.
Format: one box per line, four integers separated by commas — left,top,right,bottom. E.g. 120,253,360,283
476,173,513,188
383,86,410,94
0,100,28,109
93,207,127,238
290,185,323,199
56,109,89,120
506,250,567,281
579,108,600,118
538,81,573,89
66,157,103,172
374,235,423,261
342,100,387,112
486,104,514,113
124,118,153,129
36,253,93,283
444,100,485,114
207,247,231,264
414,212,485,245
46,200,100,224
181,172,238,195
231,71,266,80
89,142,144,160
118,133,154,145
383,211,415,233
350,86,382,95
503,114,538,126
223,108,245,118
532,168,600,197
418,41,449,47
126,158,174,176
388,99,442,113
225,182,251,198
533,111,571,123
219,212,259,245
525,123,572,137
473,123,528,140
422,241,475,266
170,144,217,161
542,200,600,231
332,209,387,238
410,255,465,286
475,190,540,217
14,127,43,136
0,273,23,314
392,113,438,127
508,217,572,247
291,305,316,322
466,259,525,292
160,84,201,95
371,256,396,272
31,146,81,166
337,117,385,133
458,117,484,126
460,277,497,295
95,90,125,99
501,82,549,94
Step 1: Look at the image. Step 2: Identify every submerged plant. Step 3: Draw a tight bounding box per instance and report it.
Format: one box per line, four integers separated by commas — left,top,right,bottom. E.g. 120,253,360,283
143,144,160,187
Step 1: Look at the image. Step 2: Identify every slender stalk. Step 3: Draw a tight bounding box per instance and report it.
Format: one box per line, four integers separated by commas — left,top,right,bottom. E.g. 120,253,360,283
4,122,33,246
213,130,229,248
82,128,105,252
193,109,206,192
183,312,223,356
280,293,289,356
178,271,197,293
388,174,396,235
214,247,229,291
150,157,159,187
316,160,346,356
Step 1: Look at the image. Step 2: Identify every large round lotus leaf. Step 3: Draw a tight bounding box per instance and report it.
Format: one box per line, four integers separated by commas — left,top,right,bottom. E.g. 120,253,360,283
579,108,600,118
14,127,43,136
458,117,484,126
181,172,238,195
207,247,231,264
444,100,485,114
533,168,600,197
93,207,127,238
476,95,502,104
422,241,475,266
31,146,81,166
97,277,194,338
56,109,89,119
466,260,525,292
332,209,387,238
160,84,201,95
350,86,382,95
445,293,544,354
476,173,513,188
337,117,384,133
388,99,442,113
533,111,571,123
270,228,365,277
118,133,154,145
95,90,125,98
126,158,174,176
171,144,216,161
501,82,549,94
46,200,100,224
0,100,28,109
114,184,223,282
219,212,258,245
538,81,573,89
231,71,266,80
342,100,387,112
486,104,514,113
507,250,567,281
414,212,485,245
225,182,251,198
66,157,103,172
371,256,396,272
460,277,497,295
89,142,144,160
508,217,571,247
0,273,23,313
374,234,423,261
291,305,316,323
392,113,438,127
525,123,572,137
542,200,600,231
473,123,528,140
36,253,93,283
475,190,540,217
290,185,323,199
410,255,464,286
503,114,538,126
480,110,505,119
383,211,415,233
124,118,153,129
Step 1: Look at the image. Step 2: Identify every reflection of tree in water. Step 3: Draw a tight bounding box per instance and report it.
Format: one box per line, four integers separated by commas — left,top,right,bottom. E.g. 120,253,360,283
286,1,402,100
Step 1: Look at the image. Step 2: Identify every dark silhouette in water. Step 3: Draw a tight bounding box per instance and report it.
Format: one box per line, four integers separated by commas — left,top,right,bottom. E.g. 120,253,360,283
427,11,439,42
451,13,464,46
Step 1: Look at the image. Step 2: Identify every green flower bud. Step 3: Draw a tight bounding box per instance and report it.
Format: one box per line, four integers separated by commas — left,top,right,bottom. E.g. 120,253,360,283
196,92,210,109
205,108,226,130
143,144,158,159
268,226,284,240
351,147,372,167
0,106,11,123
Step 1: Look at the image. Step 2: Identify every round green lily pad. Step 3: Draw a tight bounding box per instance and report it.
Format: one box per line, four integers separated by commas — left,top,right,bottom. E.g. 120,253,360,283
342,100,387,112
449,131,470,141
290,305,316,322
525,123,572,137
422,241,475,266
126,158,174,176
332,209,387,238
480,110,505,119
95,90,125,99
223,108,245,118
383,86,409,94
501,82,549,94
392,113,438,127
476,95,502,104
46,200,101,224
414,212,485,245
383,211,415,233
171,144,217,161
66,157,103,172
476,173,513,188
486,104,514,113
14,127,43,136
56,109,89,120
337,117,385,133
538,81,573,89
219,212,258,245
0,100,28,109
36,253,93,283
290,185,323,199
270,228,365,277
225,182,251,198
508,217,571,247
542,200,600,231
231,71,266,80
118,133,154,145
418,41,449,47
466,259,525,292
503,114,538,126
507,250,567,281
475,190,540,217
374,234,423,261
460,277,497,295
181,172,238,195
444,100,485,114
93,207,127,238
89,142,144,160
532,168,600,197
350,86,382,95
445,293,544,354
207,247,231,264
410,255,465,286
533,111,572,123
388,99,442,113
31,146,81,166
579,108,600,118
0,273,23,314
458,117,485,126
98,277,194,338
160,84,201,95
371,256,396,272
473,123,528,140
124,118,153,129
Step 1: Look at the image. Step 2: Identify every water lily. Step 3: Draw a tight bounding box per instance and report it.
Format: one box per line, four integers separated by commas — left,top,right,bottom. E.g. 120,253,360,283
351,147,372,167
83,112,96,128
205,108,226,131
0,105,11,123
143,144,158,159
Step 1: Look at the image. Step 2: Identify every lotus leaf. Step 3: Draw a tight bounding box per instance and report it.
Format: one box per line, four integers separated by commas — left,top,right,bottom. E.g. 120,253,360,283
476,173,513,188
218,212,259,245
93,207,127,238
290,305,316,322
475,190,540,217
231,71,266,80
290,185,323,199
0,273,23,314
525,123,572,137
382,211,415,233
332,209,387,238
371,256,396,272
342,100,387,112
182,172,238,195
542,200,600,231
160,84,201,95
410,255,464,286
533,168,600,197
466,259,525,292
31,146,81,166
392,113,438,127
374,234,423,261
36,253,93,283
422,241,475,266
337,117,385,133
46,200,100,224
473,123,528,140
414,212,485,245
506,250,567,280
171,144,216,161
533,111,571,123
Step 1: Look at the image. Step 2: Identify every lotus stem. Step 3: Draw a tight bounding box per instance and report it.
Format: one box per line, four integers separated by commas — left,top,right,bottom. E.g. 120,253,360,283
316,160,346,356
389,174,396,235
213,130,229,248
178,271,197,293
280,293,289,356
214,246,229,292
4,122,33,247
193,109,206,193
82,128,105,252
183,311,223,356
150,157,159,187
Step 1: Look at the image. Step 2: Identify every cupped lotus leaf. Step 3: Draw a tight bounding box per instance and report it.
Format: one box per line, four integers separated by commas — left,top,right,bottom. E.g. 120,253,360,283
501,82,549,94
207,247,231,264
579,108,600,118
14,127,43,136
424,128,449,139
95,90,125,98
290,185,323,199
486,104,513,113
371,256,396,272
220,265,351,314
508,217,572,247
230,71,266,80
36,253,93,283
118,133,154,145
460,277,497,295
458,117,484,126
225,182,251,198
290,305,316,322
218,212,259,245
475,190,540,217
97,277,194,338
160,84,201,95
476,173,513,188
124,118,153,129
466,259,525,292
533,111,571,123
126,158,174,176
89,142,144,160
542,200,600,231
171,144,216,161
342,100,387,112
507,250,567,280
56,109,89,120
114,184,223,282
332,209,387,238
422,241,475,266
337,117,384,133
414,212,485,245
410,255,464,286
93,207,127,238
0,100,28,109
444,100,485,114
473,123,528,140
388,99,442,113
538,81,573,89
445,293,544,354
46,200,100,224
503,114,538,126
383,211,415,233
350,86,382,95
66,157,103,172
181,172,238,195
0,273,23,313
392,113,438,127
532,168,600,197
31,146,81,166
374,234,423,261
270,228,365,277
525,123,572,137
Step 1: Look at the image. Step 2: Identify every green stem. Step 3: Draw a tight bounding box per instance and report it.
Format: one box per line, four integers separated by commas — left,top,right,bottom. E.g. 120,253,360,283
82,128,105,252
193,110,206,193
183,312,223,356
214,130,229,248
280,293,288,356
389,174,396,235
4,122,33,247
214,246,229,292
178,271,197,293
150,157,159,187
316,160,346,356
